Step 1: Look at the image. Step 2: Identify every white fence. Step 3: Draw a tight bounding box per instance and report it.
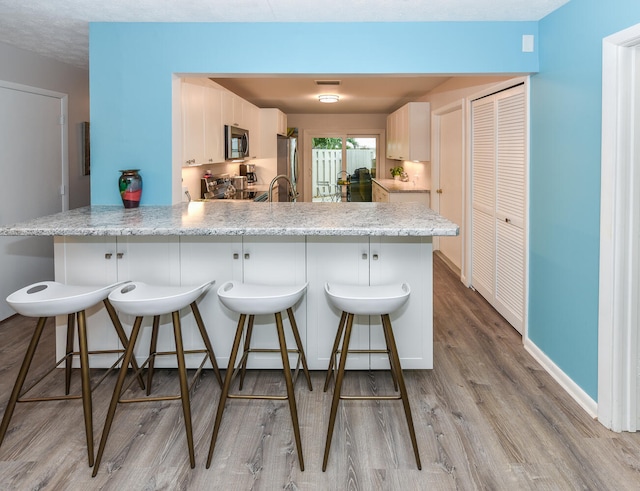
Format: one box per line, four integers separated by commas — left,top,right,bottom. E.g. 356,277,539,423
312,149,376,199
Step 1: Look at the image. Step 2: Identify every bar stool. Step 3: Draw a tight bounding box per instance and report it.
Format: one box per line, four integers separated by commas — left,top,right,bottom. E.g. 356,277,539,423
322,282,421,471
206,281,312,471
0,280,145,467
91,280,222,477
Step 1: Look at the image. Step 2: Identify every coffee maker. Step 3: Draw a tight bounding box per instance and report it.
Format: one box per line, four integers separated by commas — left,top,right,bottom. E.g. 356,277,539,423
239,163,257,186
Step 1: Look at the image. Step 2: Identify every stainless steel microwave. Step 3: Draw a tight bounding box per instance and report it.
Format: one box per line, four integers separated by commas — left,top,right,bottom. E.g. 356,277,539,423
225,125,250,161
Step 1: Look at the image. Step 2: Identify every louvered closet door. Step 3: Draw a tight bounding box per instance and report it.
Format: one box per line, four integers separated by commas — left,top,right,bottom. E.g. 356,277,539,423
471,97,496,301
470,84,526,334
494,87,526,332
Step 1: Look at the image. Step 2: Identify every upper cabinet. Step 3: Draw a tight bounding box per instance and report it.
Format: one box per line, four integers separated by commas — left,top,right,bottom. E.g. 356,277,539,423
386,102,431,162
221,90,260,158
182,79,261,166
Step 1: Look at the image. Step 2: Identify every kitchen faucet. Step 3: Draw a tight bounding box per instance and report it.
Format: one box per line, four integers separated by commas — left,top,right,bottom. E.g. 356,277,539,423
268,174,296,202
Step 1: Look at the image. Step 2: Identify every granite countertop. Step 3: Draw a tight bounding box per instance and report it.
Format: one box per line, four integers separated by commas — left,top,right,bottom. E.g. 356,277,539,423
0,202,458,237
372,178,430,193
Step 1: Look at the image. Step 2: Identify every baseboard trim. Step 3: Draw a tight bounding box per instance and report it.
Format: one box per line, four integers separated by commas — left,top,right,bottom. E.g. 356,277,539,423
524,337,598,419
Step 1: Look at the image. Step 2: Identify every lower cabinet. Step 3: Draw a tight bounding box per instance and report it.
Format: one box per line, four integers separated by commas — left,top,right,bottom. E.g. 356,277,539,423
306,235,433,370
372,180,430,206
53,236,181,366
54,235,432,370
179,235,306,369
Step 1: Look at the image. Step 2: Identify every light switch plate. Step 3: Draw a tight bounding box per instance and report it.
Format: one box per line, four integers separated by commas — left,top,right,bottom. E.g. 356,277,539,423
522,35,535,53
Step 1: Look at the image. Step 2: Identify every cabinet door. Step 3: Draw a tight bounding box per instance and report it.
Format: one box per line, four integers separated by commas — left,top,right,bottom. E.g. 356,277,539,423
204,86,224,164
369,237,433,369
182,82,205,166
54,236,119,365
180,236,240,368
240,236,307,369
116,237,181,366
386,112,396,159
306,236,370,369
372,181,389,202
396,105,410,160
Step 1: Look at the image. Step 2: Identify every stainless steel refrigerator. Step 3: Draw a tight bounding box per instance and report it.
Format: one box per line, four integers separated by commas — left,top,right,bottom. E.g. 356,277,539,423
276,133,298,202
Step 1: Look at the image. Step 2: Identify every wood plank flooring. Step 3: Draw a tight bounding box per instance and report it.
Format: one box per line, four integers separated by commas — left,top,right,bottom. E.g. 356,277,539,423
0,254,639,490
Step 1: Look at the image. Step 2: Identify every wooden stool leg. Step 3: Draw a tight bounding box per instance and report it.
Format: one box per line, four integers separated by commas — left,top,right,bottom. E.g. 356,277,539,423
287,307,312,391
275,311,304,471
64,313,75,395
103,299,145,391
239,315,254,390
76,310,94,467
146,316,160,395
380,315,399,391
324,311,347,392
323,312,354,471
0,317,47,450
207,314,246,468
191,302,223,387
171,311,195,468
381,314,421,470
92,316,143,477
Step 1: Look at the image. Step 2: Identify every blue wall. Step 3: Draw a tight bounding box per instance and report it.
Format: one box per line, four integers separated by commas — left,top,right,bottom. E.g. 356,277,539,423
88,7,640,404
529,0,640,400
89,22,537,205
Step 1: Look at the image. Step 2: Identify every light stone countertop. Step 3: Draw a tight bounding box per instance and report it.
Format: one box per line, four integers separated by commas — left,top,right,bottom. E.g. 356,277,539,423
0,202,458,237
372,178,430,193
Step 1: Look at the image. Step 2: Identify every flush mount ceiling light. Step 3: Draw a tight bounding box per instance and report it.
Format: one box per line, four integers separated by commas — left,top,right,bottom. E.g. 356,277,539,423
318,94,340,104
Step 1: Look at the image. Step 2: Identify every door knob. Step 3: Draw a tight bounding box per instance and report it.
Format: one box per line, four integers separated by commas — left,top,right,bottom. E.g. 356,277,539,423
436,189,443,194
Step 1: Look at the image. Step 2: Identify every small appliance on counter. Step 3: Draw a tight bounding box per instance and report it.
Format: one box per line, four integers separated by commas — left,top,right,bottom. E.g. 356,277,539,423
239,163,257,185
200,173,264,201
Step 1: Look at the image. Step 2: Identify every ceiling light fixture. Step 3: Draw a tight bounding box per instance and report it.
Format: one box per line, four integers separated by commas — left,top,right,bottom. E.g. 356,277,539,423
318,94,340,104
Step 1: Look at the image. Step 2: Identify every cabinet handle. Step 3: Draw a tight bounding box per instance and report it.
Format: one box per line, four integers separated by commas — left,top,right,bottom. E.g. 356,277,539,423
505,218,511,223
372,254,379,260
436,189,443,194
362,253,367,260
105,253,113,259
244,253,250,260
117,252,124,259
233,253,239,259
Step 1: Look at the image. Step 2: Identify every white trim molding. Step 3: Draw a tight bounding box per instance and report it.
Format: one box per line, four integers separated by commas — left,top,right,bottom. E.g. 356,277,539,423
525,338,598,418
598,22,640,432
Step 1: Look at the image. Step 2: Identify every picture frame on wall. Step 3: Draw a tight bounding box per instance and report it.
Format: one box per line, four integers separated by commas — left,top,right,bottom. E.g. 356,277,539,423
81,121,90,176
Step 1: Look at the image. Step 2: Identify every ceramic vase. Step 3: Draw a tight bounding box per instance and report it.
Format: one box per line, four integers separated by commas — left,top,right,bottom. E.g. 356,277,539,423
118,169,142,208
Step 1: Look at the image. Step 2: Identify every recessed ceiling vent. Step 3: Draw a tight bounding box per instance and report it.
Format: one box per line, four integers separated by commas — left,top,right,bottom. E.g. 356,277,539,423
315,80,341,86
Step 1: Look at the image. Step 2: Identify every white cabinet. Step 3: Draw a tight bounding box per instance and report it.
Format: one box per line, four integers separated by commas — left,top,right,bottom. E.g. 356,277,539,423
203,86,224,164
306,236,433,370
182,82,205,166
53,236,181,366
372,181,430,206
179,235,306,369
182,80,225,166
386,102,431,162
260,108,287,159
55,234,433,370
221,91,260,157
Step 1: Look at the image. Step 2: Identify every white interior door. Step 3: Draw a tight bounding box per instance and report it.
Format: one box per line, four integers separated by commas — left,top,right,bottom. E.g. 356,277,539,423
437,107,464,271
0,82,66,320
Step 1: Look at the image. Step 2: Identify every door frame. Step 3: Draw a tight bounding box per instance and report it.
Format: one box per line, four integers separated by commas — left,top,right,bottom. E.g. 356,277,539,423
598,22,640,432
431,99,466,281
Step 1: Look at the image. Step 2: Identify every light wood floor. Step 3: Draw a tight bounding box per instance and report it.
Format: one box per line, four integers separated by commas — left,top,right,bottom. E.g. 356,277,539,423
1,255,639,490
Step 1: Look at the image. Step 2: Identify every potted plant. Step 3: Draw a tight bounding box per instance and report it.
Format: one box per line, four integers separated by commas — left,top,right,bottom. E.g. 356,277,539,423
390,166,404,180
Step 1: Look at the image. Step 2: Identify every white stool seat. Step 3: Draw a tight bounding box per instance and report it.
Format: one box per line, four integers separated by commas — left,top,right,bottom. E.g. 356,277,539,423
324,282,410,315
108,281,215,317
6,281,129,317
217,281,307,315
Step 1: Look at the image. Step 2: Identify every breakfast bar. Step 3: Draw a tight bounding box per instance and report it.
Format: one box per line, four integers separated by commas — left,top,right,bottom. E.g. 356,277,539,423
1,201,458,371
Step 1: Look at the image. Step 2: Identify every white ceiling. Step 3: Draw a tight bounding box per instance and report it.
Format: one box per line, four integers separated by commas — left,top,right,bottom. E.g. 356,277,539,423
0,0,569,114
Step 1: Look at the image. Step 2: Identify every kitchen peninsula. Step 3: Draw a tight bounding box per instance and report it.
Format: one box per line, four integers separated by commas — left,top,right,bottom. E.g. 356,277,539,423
1,202,458,371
